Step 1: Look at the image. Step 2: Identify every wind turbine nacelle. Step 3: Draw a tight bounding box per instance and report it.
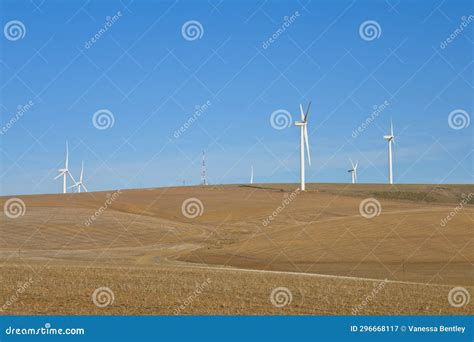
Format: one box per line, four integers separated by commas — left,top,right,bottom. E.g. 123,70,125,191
294,121,305,126
383,135,393,141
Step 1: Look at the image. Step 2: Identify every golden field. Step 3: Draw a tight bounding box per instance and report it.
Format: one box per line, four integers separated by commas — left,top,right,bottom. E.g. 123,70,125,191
0,183,472,315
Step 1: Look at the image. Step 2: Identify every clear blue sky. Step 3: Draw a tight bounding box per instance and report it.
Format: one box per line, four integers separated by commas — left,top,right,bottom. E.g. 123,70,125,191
1,0,473,195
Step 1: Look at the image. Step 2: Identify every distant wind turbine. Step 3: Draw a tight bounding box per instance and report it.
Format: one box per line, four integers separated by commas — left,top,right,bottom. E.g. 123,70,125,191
69,161,88,193
348,159,358,184
250,166,254,184
54,141,76,193
383,120,395,184
294,102,312,191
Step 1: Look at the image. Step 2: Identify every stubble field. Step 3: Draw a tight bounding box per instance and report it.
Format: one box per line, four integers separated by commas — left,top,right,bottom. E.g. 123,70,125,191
0,183,472,315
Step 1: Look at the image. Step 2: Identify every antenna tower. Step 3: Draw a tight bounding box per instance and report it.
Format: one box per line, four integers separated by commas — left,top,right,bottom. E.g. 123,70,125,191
201,151,207,185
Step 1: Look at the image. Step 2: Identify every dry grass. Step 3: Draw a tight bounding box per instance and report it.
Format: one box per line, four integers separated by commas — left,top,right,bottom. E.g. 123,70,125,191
1,261,471,315
0,183,472,315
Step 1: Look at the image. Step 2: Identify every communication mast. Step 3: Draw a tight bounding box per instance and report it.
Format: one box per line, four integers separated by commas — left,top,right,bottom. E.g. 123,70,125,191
201,151,207,185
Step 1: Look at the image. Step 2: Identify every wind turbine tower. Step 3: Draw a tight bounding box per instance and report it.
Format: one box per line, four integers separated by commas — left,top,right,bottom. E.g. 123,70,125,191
383,120,395,184
348,159,358,184
69,161,88,193
54,141,76,193
294,102,312,191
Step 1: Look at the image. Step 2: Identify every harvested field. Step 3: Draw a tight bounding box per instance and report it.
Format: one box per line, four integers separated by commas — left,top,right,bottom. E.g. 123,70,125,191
0,183,472,315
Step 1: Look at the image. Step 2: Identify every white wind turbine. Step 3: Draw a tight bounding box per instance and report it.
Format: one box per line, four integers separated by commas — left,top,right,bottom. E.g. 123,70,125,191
348,159,358,184
294,102,311,191
69,161,88,193
383,120,395,184
250,165,254,184
54,141,76,193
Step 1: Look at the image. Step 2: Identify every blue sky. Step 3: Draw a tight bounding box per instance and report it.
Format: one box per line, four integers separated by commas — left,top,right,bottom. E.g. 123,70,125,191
0,0,472,195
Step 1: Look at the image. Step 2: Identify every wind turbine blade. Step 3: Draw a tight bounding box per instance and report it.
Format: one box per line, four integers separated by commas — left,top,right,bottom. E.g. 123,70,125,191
390,119,393,137
304,124,311,166
82,184,88,192
68,184,77,189
350,158,354,169
355,161,358,169
299,104,305,121
68,172,76,183
65,141,69,169
80,161,84,182
54,173,63,180
304,101,312,122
